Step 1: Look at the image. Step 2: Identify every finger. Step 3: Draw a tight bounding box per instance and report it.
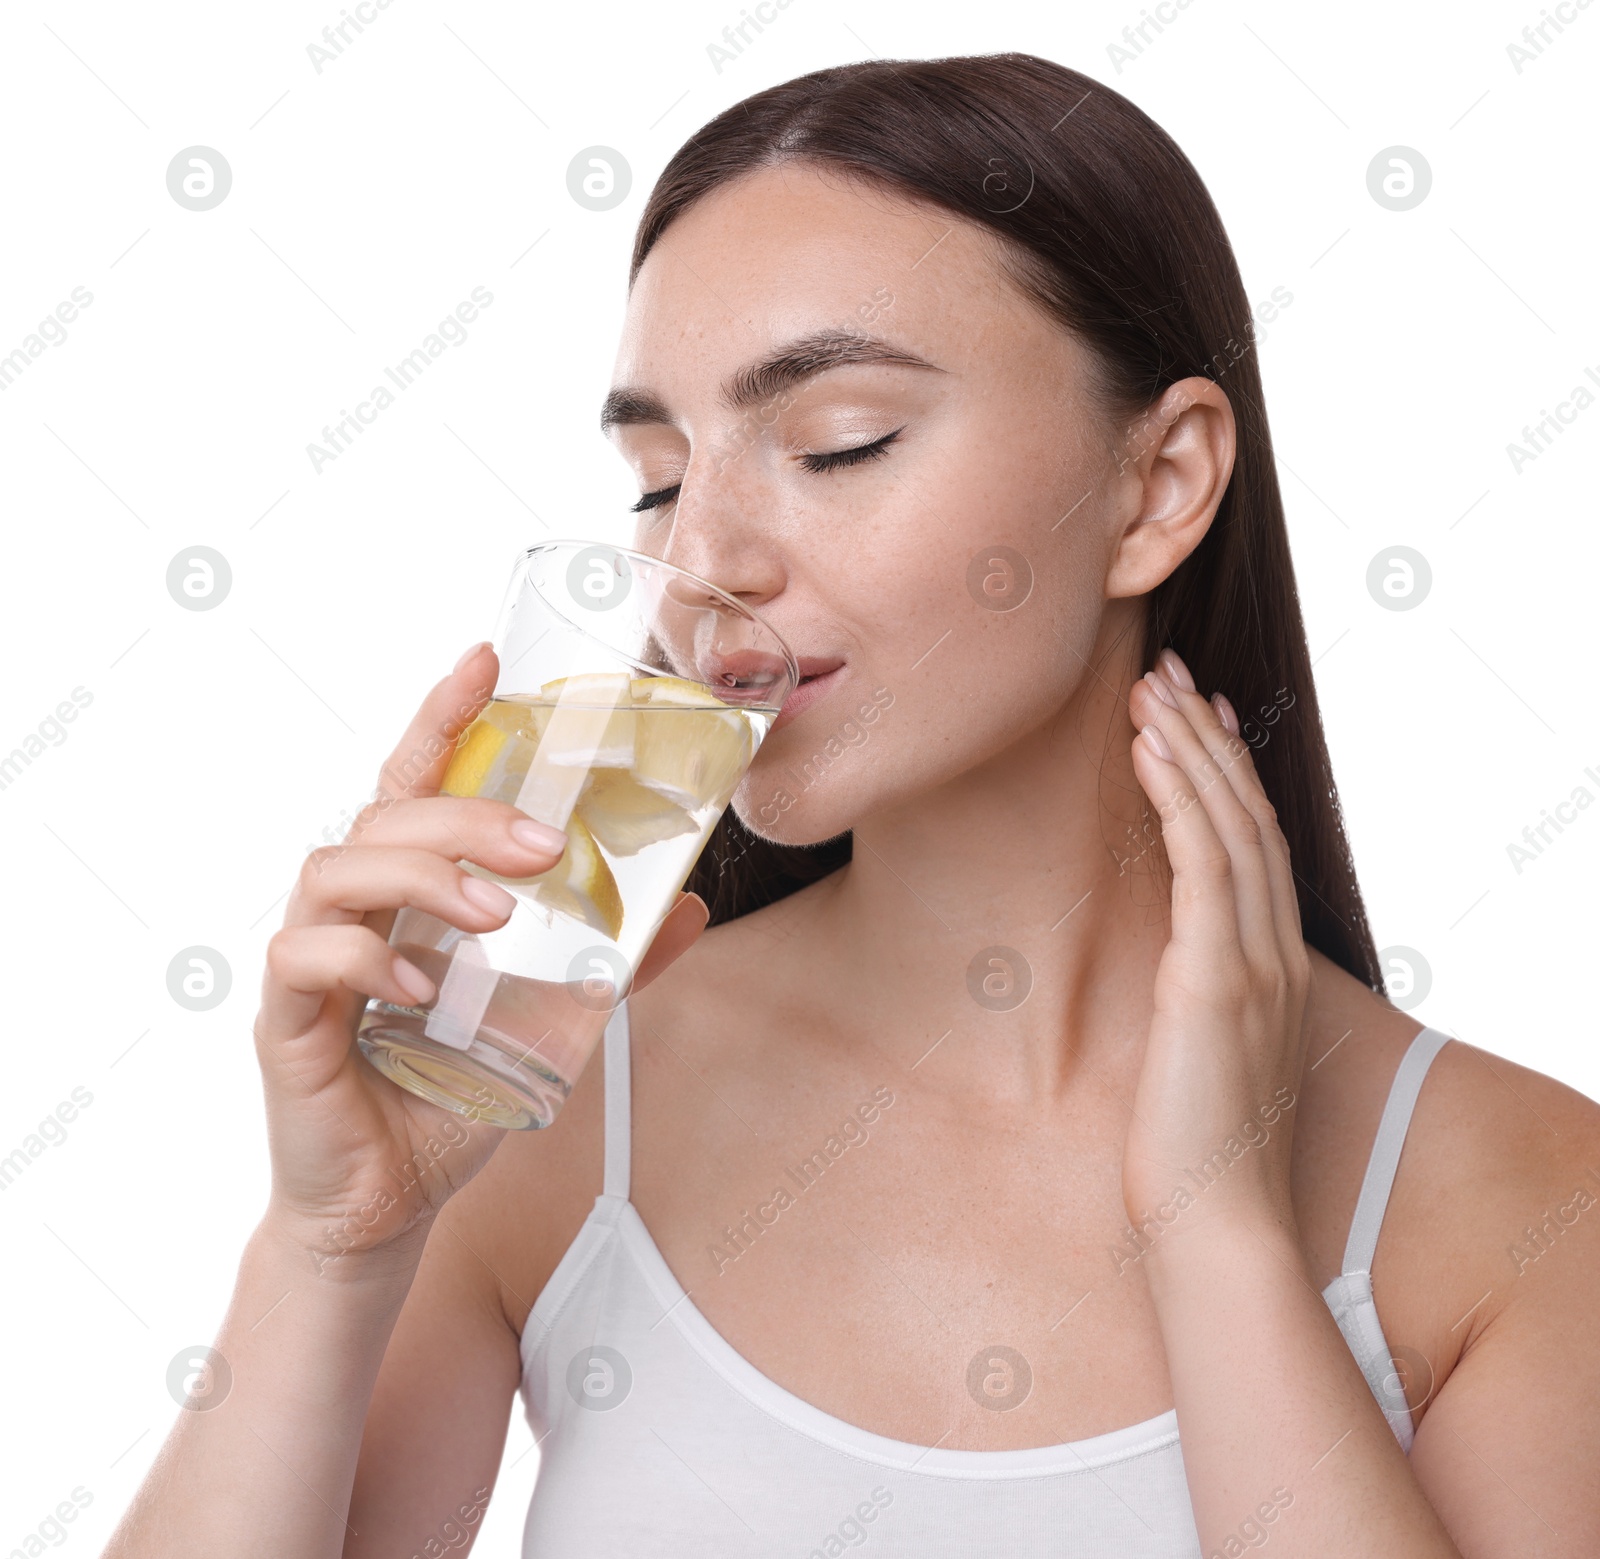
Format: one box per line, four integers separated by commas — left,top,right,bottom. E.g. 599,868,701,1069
367,642,499,811
1157,651,1303,959
632,893,710,992
1132,670,1276,962
260,922,435,1039
282,844,521,933
1128,699,1240,963
311,793,568,889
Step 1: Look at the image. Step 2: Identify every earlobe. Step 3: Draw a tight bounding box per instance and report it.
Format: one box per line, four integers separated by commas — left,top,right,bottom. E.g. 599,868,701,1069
1104,376,1235,601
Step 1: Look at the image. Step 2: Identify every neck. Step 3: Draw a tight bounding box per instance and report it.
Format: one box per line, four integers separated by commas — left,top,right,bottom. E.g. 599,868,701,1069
790,631,1173,1104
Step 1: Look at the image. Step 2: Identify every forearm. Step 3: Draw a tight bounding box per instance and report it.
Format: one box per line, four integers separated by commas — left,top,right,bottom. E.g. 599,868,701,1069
105,1213,427,1559
1143,1215,1460,1558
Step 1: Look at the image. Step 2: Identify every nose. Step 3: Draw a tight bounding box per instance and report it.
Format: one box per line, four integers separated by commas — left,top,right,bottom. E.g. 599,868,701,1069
645,451,786,614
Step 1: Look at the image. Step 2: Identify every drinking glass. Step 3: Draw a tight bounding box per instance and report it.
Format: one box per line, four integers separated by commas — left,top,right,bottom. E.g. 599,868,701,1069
356,541,796,1129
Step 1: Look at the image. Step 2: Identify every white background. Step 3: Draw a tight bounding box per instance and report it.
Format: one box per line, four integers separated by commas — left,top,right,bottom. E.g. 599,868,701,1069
1,0,1595,1550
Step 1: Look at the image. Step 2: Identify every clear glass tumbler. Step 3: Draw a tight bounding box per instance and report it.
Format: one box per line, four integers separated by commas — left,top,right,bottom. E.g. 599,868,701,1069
357,541,797,1130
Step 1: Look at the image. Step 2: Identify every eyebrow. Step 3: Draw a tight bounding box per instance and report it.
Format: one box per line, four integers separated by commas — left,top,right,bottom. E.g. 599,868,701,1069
599,329,943,432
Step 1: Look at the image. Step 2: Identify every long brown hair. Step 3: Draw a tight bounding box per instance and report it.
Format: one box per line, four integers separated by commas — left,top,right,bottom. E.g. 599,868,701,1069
631,52,1381,990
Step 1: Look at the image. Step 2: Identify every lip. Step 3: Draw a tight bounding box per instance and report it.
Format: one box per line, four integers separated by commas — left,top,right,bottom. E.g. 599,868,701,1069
771,659,846,733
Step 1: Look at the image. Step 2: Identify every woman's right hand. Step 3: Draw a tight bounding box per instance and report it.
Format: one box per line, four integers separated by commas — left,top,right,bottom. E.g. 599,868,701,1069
252,642,709,1274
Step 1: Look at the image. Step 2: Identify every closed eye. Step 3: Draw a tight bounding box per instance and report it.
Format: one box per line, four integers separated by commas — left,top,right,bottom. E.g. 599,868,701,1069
631,483,680,514
799,426,904,474
629,427,905,514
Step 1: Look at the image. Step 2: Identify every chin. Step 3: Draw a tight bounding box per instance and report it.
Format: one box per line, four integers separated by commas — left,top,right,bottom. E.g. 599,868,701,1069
729,774,861,849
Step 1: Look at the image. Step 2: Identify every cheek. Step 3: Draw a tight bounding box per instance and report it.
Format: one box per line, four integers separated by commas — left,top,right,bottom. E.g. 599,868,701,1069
740,554,1106,847
741,396,1115,843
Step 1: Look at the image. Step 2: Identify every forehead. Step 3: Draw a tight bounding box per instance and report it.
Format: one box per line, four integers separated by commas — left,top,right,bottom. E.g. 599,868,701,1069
614,161,1033,378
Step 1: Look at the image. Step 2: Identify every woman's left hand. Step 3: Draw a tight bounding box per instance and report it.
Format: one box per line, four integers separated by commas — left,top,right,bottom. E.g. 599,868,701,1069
1121,647,1312,1245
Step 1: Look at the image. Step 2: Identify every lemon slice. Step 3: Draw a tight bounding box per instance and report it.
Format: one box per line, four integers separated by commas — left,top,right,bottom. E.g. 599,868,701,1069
474,811,623,940
537,673,636,768
633,674,719,705
575,765,701,857
442,698,549,799
629,678,754,810
441,716,506,798
535,812,624,939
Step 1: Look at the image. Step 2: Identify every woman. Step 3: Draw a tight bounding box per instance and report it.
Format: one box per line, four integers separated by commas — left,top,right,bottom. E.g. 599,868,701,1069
107,53,1599,1557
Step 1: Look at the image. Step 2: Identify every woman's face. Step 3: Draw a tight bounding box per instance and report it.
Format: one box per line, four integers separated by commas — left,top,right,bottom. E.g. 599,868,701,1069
605,160,1196,845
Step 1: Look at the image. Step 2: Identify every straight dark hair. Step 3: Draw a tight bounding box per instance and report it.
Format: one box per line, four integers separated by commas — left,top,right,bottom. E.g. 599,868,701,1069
631,52,1382,991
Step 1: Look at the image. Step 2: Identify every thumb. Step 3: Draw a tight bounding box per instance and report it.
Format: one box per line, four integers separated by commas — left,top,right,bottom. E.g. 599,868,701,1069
631,892,710,992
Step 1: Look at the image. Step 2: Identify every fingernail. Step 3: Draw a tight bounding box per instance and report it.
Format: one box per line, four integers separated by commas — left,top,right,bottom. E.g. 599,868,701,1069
511,817,568,853
1212,692,1240,736
1146,671,1179,708
455,641,491,673
1159,649,1195,692
460,874,517,916
1141,723,1174,761
392,956,436,1004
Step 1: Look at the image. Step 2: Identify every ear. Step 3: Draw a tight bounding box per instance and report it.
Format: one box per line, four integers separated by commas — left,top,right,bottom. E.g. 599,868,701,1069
1104,377,1236,600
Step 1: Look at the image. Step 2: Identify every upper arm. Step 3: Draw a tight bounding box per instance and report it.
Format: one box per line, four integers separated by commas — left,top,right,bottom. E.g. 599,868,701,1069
1407,1068,1600,1556
343,1185,524,1557
342,1057,608,1555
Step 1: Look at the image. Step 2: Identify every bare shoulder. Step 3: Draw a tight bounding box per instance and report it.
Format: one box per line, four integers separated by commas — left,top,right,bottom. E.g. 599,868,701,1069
1298,948,1600,1413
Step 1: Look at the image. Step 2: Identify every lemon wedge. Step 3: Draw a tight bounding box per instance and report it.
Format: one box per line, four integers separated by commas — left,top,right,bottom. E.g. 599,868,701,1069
470,811,623,940
534,812,624,939
629,677,754,810
576,765,702,857
537,673,636,768
441,717,506,798
442,698,549,799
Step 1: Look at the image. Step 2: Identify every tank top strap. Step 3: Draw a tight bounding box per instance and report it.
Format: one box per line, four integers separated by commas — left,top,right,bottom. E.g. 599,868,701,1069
1340,1025,1454,1277
601,997,632,1201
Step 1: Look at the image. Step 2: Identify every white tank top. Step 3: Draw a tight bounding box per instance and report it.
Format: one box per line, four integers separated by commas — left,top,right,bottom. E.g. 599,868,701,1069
519,1000,1451,1556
